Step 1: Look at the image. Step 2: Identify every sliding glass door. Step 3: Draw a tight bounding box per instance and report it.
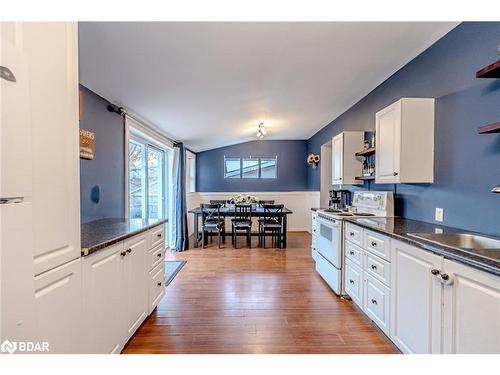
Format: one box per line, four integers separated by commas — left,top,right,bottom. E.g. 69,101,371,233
128,137,167,220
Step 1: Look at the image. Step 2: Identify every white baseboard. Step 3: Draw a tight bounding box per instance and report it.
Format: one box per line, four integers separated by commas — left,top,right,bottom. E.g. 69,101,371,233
186,191,320,235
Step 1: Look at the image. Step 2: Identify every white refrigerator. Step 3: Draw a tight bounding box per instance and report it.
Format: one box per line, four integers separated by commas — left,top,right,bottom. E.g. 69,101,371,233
0,29,36,342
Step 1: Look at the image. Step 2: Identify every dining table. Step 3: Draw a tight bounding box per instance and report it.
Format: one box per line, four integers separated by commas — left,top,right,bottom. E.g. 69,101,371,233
189,205,293,248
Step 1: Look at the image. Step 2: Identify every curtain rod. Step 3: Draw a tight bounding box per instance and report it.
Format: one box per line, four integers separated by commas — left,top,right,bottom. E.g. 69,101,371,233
107,103,179,146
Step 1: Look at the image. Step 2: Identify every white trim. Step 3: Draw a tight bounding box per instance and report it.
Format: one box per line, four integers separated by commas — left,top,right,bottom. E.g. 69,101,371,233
193,191,318,196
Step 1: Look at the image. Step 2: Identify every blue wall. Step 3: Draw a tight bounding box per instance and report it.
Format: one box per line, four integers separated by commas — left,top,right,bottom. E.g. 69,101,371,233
196,140,308,192
307,22,500,236
80,85,125,223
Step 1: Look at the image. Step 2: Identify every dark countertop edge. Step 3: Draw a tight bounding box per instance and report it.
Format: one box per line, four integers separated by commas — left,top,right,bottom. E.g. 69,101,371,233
344,218,500,277
81,218,168,257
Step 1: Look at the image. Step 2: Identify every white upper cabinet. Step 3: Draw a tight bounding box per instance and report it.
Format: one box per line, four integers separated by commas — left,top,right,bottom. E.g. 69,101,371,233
442,259,500,354
20,23,81,275
0,23,33,199
331,131,364,185
375,98,435,184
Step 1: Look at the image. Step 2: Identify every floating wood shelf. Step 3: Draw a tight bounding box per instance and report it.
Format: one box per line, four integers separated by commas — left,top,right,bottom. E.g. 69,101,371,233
355,175,375,181
476,60,500,78
355,147,376,157
477,121,500,134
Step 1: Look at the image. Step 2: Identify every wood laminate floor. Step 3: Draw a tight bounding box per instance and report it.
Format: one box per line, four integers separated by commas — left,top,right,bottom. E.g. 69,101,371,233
123,232,398,354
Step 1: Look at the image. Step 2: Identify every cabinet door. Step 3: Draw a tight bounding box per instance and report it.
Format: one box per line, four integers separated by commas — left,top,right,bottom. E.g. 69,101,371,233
21,23,81,275
34,258,82,353
123,235,148,342
345,258,363,308
83,243,124,354
390,240,443,353
442,259,500,354
331,133,343,185
0,22,33,198
376,100,401,183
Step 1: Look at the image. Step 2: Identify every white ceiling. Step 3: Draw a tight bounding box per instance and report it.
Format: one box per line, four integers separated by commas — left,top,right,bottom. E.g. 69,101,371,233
79,22,458,152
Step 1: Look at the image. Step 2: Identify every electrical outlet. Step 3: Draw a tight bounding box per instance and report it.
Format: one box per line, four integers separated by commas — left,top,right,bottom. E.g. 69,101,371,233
435,208,444,222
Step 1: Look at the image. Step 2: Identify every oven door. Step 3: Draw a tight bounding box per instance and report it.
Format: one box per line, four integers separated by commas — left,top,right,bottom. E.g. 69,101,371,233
316,216,341,269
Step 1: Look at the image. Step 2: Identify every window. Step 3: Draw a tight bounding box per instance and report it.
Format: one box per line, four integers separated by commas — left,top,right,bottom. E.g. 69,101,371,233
224,156,278,179
186,151,196,193
242,158,259,179
224,157,241,178
128,136,168,220
260,158,277,179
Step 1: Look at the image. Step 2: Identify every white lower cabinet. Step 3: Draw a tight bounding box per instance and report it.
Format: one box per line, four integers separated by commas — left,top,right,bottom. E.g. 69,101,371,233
345,257,363,308
390,240,443,354
82,243,124,354
342,223,500,354
122,235,148,342
149,262,166,314
82,224,166,353
34,258,83,353
442,259,500,354
363,274,390,335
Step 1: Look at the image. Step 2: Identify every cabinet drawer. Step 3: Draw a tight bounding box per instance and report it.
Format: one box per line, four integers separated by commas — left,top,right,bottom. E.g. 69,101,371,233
364,273,390,335
150,225,165,248
149,262,165,314
345,241,363,267
364,230,391,261
150,244,165,270
364,251,391,287
345,223,363,246
345,258,363,308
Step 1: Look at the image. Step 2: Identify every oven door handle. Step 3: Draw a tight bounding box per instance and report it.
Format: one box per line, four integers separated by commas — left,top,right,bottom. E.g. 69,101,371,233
317,217,339,228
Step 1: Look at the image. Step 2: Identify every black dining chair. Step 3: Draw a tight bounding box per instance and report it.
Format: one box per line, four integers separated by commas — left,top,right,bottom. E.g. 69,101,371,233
259,204,284,248
209,200,227,243
200,203,224,248
231,203,252,249
257,200,276,232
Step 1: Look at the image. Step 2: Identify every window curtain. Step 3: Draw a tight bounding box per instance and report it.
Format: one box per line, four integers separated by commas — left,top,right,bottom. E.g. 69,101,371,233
172,142,189,251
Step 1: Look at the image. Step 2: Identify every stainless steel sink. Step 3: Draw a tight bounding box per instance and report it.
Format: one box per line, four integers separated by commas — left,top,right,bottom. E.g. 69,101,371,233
408,233,500,261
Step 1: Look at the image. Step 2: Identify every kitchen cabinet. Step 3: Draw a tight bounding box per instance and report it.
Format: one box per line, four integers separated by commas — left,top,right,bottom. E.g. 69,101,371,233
363,273,391,335
311,211,318,261
21,22,81,275
34,258,83,354
82,224,165,353
331,132,364,185
442,259,500,354
375,98,434,184
345,257,363,308
390,240,443,354
122,235,148,342
83,243,124,354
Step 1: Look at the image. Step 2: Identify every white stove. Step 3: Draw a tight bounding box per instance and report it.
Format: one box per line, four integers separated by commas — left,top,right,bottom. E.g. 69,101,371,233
314,191,394,296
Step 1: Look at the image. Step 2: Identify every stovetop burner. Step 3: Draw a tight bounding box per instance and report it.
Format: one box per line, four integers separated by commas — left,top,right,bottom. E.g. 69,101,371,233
323,208,343,213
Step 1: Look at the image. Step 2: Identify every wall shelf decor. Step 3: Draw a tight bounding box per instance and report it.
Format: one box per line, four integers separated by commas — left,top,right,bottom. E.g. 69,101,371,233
355,147,376,157
476,59,500,78
477,121,500,134
355,176,375,181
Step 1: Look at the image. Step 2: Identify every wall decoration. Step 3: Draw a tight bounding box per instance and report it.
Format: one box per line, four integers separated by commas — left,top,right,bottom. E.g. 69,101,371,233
79,128,95,160
307,153,320,168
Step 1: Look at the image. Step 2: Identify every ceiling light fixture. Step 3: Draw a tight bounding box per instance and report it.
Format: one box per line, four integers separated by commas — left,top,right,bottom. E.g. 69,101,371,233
256,122,266,139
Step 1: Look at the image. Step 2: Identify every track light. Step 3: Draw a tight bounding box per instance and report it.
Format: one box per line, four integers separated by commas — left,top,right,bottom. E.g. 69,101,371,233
256,122,267,139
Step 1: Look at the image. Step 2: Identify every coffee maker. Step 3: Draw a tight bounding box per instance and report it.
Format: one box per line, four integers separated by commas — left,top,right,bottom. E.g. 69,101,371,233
328,189,351,211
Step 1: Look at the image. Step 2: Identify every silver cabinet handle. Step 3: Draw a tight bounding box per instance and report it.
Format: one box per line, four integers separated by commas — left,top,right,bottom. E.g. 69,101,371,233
157,253,162,258
371,264,377,270
157,282,162,286
349,251,355,255
371,241,377,246
350,232,355,236
431,269,440,275
157,233,162,238
126,248,132,254
393,172,399,176
371,299,377,305
349,280,354,284
120,251,127,257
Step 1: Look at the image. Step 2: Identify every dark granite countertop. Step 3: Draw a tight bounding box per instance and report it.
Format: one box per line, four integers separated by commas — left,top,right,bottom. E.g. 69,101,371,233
81,218,168,256
344,217,500,276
